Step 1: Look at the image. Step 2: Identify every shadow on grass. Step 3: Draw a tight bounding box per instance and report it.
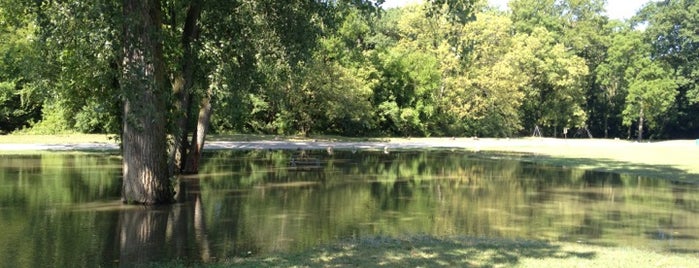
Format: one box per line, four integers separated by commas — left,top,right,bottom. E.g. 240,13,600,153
207,134,388,143
227,236,596,267
485,152,699,184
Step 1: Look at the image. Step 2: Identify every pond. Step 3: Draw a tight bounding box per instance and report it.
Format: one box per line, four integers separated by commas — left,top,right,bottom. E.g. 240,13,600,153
0,150,698,267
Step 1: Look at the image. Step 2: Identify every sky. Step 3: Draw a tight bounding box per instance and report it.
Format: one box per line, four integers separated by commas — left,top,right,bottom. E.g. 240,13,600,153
381,0,657,20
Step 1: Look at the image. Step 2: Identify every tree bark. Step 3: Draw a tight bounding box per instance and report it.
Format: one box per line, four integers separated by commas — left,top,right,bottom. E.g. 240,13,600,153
171,0,202,174
603,115,608,138
184,87,212,174
120,0,173,204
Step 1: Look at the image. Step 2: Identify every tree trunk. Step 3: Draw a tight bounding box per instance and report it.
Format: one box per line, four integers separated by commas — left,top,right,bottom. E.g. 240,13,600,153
184,88,212,174
120,0,173,204
171,0,202,174
637,107,644,142
603,115,608,138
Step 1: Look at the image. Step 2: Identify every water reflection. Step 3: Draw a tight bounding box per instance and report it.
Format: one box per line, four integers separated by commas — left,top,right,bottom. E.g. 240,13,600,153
0,151,698,267
110,177,213,267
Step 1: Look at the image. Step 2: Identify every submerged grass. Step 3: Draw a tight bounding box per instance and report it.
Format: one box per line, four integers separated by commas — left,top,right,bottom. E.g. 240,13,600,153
145,235,699,267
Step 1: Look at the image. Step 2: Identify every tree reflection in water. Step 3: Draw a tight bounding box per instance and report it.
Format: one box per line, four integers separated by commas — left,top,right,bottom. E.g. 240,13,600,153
115,177,211,266
0,151,698,266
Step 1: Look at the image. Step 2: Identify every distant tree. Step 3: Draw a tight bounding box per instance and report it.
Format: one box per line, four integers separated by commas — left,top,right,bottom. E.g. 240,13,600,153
623,58,676,141
594,21,629,138
510,27,589,136
450,12,526,136
638,0,699,137
0,4,41,133
598,28,677,141
620,36,677,141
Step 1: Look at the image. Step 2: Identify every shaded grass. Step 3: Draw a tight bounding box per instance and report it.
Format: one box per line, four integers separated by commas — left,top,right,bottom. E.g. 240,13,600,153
206,133,388,142
0,133,385,143
143,235,698,268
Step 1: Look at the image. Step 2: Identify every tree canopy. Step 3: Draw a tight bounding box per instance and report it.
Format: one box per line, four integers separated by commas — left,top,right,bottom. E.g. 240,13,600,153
3,0,696,139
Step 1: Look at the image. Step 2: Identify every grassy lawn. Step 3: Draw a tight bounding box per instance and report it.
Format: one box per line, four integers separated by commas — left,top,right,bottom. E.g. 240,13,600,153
152,235,698,267
2,134,698,181
466,138,699,183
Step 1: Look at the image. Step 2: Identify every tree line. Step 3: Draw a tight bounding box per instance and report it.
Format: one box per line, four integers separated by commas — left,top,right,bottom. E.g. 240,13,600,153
1,0,697,139
0,0,697,203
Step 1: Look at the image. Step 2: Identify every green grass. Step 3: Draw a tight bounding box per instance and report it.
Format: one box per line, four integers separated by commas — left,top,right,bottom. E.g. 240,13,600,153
145,235,699,267
465,139,699,183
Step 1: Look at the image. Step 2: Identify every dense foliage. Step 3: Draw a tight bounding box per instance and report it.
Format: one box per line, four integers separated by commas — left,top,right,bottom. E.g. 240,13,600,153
1,0,697,140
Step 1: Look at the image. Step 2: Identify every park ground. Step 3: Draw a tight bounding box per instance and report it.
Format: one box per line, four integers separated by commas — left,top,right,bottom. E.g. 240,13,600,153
2,134,699,267
1,134,698,182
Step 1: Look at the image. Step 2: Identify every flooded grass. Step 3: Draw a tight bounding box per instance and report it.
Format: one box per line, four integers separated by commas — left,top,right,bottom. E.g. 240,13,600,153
2,137,699,266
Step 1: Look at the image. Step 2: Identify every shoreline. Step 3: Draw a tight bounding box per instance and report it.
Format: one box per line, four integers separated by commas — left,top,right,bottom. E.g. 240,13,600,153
1,137,694,151
2,137,698,181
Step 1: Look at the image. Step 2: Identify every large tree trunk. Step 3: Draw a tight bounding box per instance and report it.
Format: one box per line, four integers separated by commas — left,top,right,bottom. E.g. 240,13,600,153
120,0,173,204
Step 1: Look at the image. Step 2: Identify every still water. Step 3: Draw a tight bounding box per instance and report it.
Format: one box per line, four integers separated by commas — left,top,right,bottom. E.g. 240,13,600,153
0,150,698,267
